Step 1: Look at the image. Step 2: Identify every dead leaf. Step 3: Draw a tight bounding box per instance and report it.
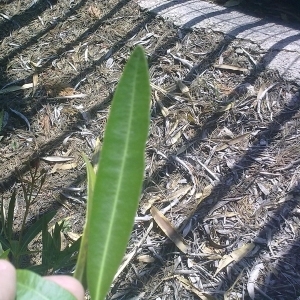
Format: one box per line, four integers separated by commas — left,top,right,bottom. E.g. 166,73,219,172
50,162,77,174
154,91,169,117
169,52,193,69
166,124,188,146
204,212,237,221
213,64,247,72
168,118,179,136
41,156,74,163
142,186,191,214
0,83,34,94
136,255,155,263
195,184,213,203
187,112,198,124
218,127,234,139
182,184,214,236
92,137,101,172
257,182,270,196
216,132,251,151
204,225,233,250
140,196,161,215
176,80,189,94
256,83,277,120
224,269,245,300
257,83,277,101
88,5,101,18
167,130,182,146
214,243,255,276
65,231,82,242
151,206,188,253
176,276,216,300
247,263,264,299
33,73,38,94
167,185,192,202
216,101,235,113
40,113,51,135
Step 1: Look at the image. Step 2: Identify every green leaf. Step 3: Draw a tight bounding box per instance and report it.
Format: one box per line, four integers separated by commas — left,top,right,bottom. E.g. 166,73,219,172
10,240,20,258
0,248,10,259
86,46,150,299
0,236,9,250
0,242,10,259
0,109,4,131
52,222,63,252
6,189,17,241
16,269,76,300
31,237,81,275
0,198,9,247
55,237,81,268
74,155,95,287
20,211,56,254
40,218,53,273
28,218,80,275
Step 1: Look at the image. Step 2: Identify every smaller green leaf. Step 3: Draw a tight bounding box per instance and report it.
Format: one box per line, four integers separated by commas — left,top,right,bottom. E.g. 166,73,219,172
0,197,6,234
74,154,95,287
82,153,96,200
56,237,81,267
20,211,56,254
30,238,81,275
10,240,20,258
0,109,4,131
6,189,17,241
0,242,10,259
52,222,63,252
0,249,10,259
0,200,10,249
41,222,63,270
41,219,53,272
0,236,9,250
27,264,50,276
17,269,76,300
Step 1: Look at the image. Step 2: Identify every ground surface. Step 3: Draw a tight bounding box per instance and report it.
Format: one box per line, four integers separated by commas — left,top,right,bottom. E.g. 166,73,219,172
0,0,300,299
209,0,300,23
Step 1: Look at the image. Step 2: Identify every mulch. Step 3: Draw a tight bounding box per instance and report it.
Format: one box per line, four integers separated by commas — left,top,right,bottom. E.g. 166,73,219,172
0,0,300,299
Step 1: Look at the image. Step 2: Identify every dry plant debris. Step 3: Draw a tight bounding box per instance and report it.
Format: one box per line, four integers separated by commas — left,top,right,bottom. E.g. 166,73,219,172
0,0,300,299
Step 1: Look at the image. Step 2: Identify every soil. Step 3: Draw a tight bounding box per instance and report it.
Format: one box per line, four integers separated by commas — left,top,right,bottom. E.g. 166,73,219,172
0,0,300,299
